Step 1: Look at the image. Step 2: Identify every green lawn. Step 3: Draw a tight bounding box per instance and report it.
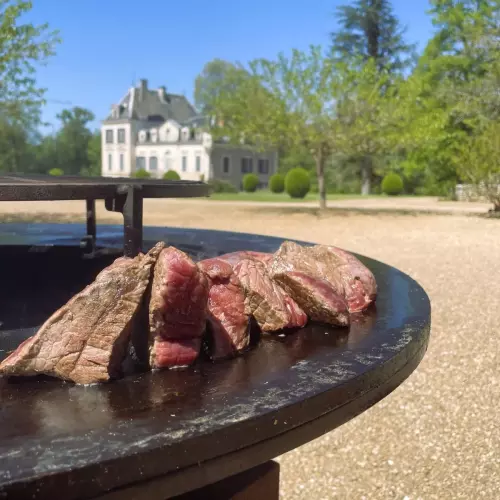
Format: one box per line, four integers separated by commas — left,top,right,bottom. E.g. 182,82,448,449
209,190,386,202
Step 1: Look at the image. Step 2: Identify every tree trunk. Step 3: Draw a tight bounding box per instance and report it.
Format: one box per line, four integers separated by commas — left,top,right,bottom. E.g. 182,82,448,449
361,156,372,196
316,156,327,210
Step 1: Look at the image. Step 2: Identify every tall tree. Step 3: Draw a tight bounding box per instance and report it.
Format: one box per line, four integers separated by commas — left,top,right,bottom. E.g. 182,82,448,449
54,107,95,175
407,0,500,196
334,60,401,194
83,130,101,176
0,118,35,172
0,0,60,126
33,134,59,174
194,59,249,115
330,0,416,74
210,46,344,209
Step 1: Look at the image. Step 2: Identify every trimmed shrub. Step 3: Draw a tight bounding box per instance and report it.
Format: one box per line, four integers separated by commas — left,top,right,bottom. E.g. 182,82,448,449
269,173,285,193
163,170,181,180
48,168,64,176
381,173,404,196
242,173,259,192
134,168,151,179
285,167,311,199
208,179,238,193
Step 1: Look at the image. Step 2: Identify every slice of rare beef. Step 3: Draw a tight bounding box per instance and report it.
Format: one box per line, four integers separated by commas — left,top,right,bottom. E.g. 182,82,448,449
0,242,165,385
234,258,308,332
149,246,209,369
323,245,377,312
269,241,350,326
198,258,250,360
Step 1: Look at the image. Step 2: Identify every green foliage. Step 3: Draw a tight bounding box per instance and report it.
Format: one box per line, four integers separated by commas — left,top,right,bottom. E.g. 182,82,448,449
208,179,238,193
456,120,500,210
0,0,61,126
48,167,63,176
163,170,181,180
285,167,311,199
54,107,95,175
381,172,404,195
134,169,151,179
194,59,249,114
269,173,285,193
82,131,101,176
330,0,417,74
0,118,36,173
242,173,259,192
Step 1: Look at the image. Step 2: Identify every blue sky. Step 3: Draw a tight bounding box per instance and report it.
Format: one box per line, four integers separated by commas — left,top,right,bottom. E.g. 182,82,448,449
27,0,435,131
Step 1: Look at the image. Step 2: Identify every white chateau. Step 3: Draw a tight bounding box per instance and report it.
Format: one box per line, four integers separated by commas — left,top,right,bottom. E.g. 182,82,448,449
101,79,278,188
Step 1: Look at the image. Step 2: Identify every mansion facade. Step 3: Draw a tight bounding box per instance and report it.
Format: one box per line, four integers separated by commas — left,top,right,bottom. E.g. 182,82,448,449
101,79,278,189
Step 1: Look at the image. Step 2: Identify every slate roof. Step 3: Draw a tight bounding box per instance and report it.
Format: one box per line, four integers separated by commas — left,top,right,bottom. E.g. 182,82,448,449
103,81,201,127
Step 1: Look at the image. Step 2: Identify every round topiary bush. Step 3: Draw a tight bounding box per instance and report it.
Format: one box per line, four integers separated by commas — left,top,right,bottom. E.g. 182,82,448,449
242,173,259,192
134,168,151,179
285,167,311,199
163,170,180,180
269,173,285,193
381,172,404,196
48,168,64,176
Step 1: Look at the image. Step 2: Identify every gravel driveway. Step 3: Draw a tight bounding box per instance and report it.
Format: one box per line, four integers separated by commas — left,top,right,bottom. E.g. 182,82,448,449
1,199,498,499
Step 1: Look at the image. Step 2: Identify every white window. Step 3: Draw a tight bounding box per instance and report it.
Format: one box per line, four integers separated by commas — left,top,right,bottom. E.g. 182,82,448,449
195,155,201,172
105,130,113,144
119,154,124,172
117,129,125,144
241,157,253,173
108,154,112,170
138,130,147,143
258,158,269,174
150,129,158,143
222,156,230,174
136,156,145,170
149,156,158,171
182,155,187,172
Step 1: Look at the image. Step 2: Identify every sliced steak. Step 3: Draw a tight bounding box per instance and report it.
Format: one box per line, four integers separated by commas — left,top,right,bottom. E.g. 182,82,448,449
272,271,349,326
198,258,250,360
234,258,308,332
217,251,273,266
0,242,164,385
323,245,377,312
149,247,209,369
269,241,350,326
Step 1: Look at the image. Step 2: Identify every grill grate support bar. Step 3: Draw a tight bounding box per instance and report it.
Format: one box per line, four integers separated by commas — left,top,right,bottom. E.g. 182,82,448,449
104,187,144,257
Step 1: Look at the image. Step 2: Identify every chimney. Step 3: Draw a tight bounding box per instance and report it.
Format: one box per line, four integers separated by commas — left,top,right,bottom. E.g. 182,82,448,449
111,104,119,118
139,79,148,101
158,86,167,102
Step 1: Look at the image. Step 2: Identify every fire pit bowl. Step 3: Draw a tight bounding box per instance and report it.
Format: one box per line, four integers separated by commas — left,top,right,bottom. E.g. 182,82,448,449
0,223,431,500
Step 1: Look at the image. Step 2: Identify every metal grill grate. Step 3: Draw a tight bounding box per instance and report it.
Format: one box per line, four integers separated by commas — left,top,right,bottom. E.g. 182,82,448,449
0,174,211,256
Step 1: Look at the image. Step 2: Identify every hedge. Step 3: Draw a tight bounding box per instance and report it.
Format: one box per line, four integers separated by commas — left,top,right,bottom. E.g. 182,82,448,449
269,173,285,193
242,173,259,192
285,167,311,199
381,173,404,196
